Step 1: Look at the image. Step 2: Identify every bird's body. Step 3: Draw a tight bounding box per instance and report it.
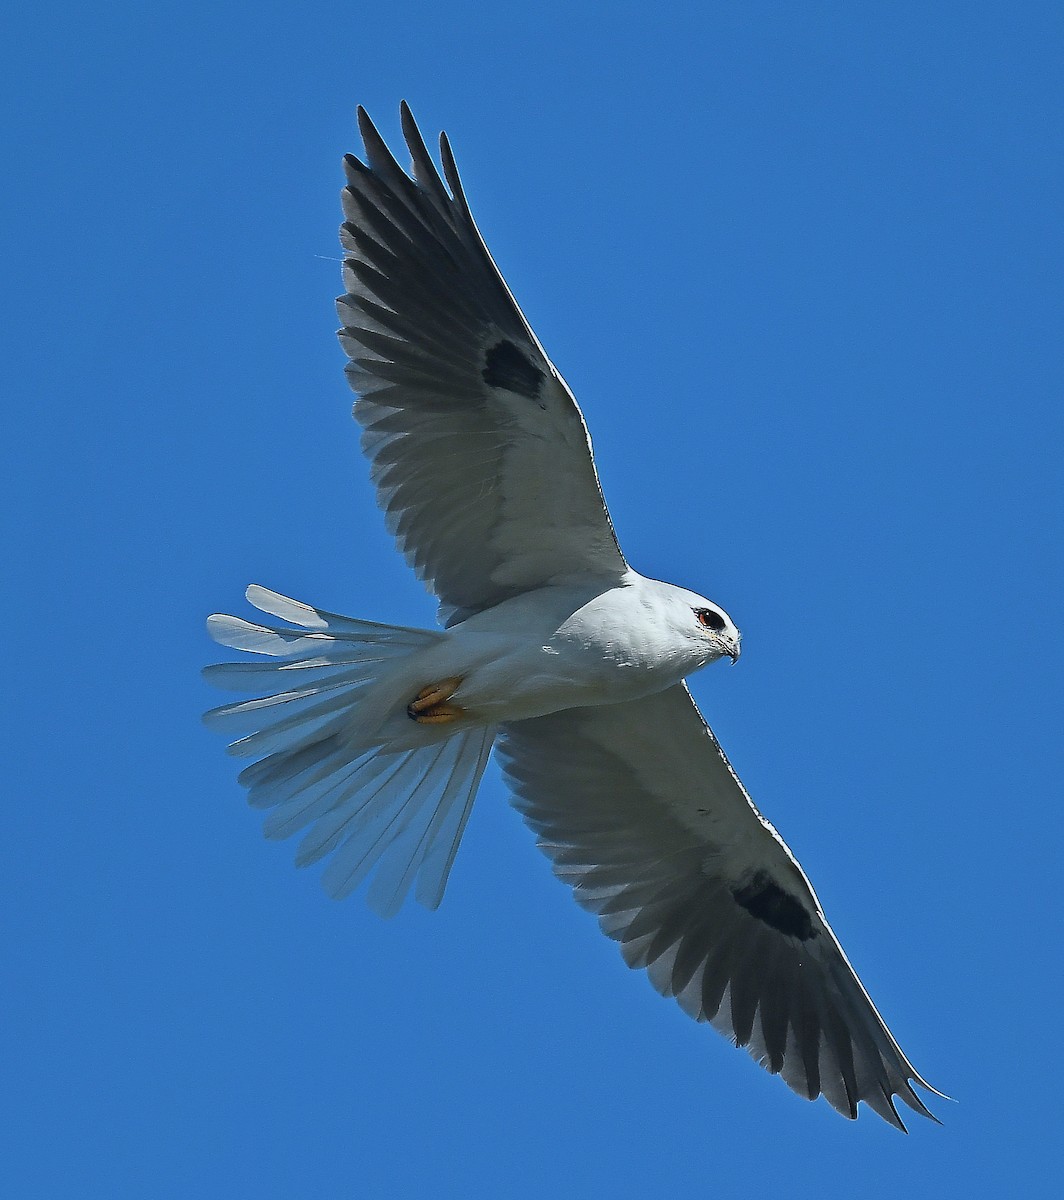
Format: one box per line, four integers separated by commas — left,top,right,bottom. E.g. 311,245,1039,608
422,574,739,725
205,104,942,1129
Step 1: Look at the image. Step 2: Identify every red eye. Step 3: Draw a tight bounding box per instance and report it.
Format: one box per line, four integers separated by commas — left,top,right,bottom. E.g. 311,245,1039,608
696,608,726,632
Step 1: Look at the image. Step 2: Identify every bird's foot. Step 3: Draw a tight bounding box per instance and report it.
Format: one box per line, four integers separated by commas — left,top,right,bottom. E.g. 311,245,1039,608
407,677,465,724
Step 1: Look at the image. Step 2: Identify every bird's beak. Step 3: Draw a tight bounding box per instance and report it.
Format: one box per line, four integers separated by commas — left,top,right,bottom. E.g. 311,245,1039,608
727,639,741,664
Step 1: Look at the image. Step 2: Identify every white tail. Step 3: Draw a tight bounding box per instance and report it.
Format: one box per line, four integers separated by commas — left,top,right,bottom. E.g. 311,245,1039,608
204,586,496,916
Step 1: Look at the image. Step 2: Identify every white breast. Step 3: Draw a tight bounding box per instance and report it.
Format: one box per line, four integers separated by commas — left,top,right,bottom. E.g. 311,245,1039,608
440,578,705,723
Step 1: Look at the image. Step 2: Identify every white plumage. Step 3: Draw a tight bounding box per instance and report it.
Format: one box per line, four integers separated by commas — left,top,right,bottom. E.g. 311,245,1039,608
205,103,942,1129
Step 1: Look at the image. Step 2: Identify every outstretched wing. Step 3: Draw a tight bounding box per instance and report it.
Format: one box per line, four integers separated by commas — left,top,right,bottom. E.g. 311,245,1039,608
339,104,627,624
497,684,942,1130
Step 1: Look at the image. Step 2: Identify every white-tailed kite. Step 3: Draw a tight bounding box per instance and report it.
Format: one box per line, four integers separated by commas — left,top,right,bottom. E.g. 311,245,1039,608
205,103,942,1129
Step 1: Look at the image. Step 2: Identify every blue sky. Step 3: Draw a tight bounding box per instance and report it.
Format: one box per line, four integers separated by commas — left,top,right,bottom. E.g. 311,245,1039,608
4,2,1063,1195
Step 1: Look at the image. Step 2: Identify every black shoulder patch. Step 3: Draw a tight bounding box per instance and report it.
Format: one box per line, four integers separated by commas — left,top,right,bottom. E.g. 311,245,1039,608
482,339,544,401
732,870,816,941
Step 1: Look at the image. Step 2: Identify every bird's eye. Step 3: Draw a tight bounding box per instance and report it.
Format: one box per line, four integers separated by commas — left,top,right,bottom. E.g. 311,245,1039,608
696,608,726,632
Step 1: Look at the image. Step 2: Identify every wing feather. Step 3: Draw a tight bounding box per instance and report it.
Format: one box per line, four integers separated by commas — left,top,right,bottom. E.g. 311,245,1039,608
497,684,942,1130
339,104,627,623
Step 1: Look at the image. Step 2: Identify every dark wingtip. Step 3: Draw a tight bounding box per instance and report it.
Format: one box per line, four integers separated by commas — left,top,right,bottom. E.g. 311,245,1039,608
881,1090,910,1133
912,1071,953,1103
355,106,381,166
905,1078,949,1125
355,104,375,141
397,99,448,204
398,99,419,145
439,129,470,216
356,105,397,171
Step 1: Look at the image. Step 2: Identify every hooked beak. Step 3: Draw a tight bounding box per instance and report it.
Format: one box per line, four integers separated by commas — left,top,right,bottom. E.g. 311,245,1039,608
727,638,742,664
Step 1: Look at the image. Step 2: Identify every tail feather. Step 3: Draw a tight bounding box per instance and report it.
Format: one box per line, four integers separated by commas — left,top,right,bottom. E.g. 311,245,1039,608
294,750,418,868
323,729,493,917
318,747,450,895
414,729,493,910
203,655,393,692
222,703,361,761
245,583,442,644
206,614,349,658
239,731,353,801
259,744,375,838
204,586,496,913
203,674,374,736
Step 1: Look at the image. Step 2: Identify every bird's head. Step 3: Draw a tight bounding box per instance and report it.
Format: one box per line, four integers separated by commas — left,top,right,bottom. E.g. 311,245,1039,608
664,585,742,666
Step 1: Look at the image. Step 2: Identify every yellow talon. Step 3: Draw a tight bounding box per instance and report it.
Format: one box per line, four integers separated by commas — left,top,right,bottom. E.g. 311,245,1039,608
407,677,465,724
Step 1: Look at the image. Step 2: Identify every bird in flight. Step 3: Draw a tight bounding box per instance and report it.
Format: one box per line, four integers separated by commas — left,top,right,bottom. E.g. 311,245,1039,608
205,103,942,1129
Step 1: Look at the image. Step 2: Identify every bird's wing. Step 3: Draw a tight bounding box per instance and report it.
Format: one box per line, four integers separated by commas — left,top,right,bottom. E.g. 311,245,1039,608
497,683,942,1130
339,104,627,625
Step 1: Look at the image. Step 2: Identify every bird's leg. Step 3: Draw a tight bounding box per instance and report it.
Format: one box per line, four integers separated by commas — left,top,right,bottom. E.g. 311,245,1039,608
407,676,465,725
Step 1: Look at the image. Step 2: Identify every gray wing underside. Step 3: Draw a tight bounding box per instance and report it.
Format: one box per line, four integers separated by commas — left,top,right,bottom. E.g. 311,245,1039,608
498,684,942,1130
339,104,627,624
